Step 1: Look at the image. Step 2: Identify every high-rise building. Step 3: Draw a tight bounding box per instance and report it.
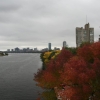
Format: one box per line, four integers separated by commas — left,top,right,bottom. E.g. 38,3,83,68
48,43,51,50
7,49,10,52
99,35,100,42
34,48,38,51
15,47,20,52
63,41,67,48
76,23,94,47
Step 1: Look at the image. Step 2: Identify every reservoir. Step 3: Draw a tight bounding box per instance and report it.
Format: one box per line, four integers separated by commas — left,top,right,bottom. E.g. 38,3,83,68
0,53,43,100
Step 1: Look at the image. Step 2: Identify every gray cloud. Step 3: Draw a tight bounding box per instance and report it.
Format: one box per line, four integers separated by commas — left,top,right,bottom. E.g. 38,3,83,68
0,0,100,51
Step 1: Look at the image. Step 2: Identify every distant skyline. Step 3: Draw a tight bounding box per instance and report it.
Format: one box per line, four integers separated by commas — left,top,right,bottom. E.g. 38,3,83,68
0,0,100,51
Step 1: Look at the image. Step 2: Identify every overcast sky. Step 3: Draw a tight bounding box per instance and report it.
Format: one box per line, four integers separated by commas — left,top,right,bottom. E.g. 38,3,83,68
0,0,100,51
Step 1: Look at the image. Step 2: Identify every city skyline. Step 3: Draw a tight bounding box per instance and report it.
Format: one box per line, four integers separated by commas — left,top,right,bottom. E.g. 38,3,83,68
0,0,100,51
6,41,63,52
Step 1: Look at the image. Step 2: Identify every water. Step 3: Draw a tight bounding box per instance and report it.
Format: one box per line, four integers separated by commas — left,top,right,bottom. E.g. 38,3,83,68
0,53,43,100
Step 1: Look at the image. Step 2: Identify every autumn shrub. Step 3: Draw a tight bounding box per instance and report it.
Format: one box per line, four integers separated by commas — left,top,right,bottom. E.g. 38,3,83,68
40,50,61,70
60,56,96,100
41,90,57,100
90,42,100,59
77,43,94,63
34,42,100,100
34,48,72,89
65,47,77,55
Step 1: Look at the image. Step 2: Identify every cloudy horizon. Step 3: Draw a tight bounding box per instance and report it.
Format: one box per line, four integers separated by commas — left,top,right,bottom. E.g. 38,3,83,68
0,0,100,51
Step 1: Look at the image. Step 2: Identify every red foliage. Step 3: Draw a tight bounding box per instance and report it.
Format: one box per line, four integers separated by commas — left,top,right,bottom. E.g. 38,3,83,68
56,48,73,64
60,56,96,99
36,97,41,100
77,44,94,63
34,48,73,89
92,58,100,75
77,42,100,62
42,48,73,88
34,42,100,100
90,42,100,59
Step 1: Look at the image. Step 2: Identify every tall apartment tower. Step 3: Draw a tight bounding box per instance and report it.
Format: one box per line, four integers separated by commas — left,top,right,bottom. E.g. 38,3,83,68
76,23,94,47
63,41,67,48
48,43,51,51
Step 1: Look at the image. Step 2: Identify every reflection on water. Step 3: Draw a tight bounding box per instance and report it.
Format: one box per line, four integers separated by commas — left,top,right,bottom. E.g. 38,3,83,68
0,53,43,100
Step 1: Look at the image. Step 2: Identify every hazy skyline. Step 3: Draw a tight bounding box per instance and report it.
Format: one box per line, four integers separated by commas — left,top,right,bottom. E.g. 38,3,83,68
0,0,100,51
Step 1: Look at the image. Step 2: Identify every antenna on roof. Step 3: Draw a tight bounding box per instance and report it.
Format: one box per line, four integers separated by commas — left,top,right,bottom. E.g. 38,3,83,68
86,15,87,24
